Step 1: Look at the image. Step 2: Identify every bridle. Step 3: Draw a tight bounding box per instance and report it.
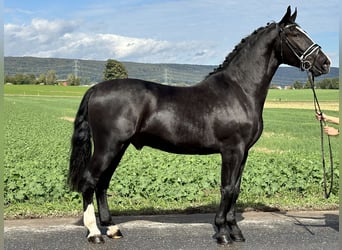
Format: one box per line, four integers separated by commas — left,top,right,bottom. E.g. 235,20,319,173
279,24,334,199
279,24,321,72
307,72,334,199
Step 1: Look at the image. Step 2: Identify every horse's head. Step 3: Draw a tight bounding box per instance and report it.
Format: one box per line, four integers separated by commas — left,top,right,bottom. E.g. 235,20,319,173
278,6,331,76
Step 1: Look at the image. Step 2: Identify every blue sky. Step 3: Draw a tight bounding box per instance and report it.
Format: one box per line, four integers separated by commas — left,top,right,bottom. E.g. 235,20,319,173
4,0,339,66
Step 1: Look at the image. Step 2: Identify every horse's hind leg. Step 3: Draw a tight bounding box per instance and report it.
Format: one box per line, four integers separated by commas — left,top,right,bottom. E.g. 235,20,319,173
95,143,129,239
82,146,122,243
96,188,122,239
83,191,103,243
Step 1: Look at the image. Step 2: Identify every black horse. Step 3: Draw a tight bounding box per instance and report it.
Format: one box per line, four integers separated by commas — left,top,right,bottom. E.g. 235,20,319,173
68,6,330,245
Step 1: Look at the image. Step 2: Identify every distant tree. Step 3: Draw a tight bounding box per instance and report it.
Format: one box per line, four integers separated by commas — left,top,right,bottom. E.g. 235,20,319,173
5,74,36,84
316,78,339,89
46,70,57,85
292,81,304,89
330,78,339,89
80,77,91,85
67,74,81,86
317,79,330,89
37,73,46,84
303,79,312,89
103,59,128,80
5,75,15,84
26,74,37,84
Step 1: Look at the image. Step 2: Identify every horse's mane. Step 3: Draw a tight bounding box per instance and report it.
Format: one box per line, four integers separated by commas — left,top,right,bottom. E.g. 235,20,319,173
206,22,277,78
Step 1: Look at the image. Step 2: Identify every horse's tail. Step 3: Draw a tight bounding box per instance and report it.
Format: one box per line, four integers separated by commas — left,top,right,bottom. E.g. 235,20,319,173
68,87,94,192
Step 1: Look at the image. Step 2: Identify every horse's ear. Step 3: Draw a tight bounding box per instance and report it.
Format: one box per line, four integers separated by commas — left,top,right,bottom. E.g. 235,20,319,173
290,7,297,22
279,6,292,25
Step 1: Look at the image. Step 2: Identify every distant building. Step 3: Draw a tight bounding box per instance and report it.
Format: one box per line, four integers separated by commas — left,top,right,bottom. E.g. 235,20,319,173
56,79,69,86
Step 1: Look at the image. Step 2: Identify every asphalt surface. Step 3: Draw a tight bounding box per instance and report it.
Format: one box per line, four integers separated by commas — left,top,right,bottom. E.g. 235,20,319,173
4,210,339,250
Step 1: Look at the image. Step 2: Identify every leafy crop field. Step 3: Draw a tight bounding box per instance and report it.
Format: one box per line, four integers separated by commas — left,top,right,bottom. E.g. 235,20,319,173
4,86,339,218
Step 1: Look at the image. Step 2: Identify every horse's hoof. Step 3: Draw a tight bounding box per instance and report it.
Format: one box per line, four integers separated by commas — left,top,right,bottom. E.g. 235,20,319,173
230,232,246,242
88,235,105,244
108,229,123,239
216,234,233,245
106,225,123,239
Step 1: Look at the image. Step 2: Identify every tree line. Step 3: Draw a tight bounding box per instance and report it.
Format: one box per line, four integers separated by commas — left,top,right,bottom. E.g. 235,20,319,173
5,70,57,85
5,59,128,85
292,77,339,89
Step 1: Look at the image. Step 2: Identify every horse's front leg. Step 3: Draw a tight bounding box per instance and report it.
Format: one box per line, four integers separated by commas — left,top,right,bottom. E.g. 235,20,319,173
225,153,248,242
225,178,245,242
215,148,245,245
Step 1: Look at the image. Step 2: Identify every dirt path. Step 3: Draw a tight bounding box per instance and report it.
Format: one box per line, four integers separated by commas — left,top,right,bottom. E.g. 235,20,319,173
264,101,339,111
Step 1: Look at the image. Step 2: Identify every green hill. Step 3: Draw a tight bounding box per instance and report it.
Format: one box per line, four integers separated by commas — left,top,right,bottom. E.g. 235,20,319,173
4,56,338,86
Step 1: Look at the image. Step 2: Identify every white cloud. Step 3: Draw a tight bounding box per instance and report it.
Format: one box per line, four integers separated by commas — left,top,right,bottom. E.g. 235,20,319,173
5,18,79,43
4,1,338,66
4,18,216,64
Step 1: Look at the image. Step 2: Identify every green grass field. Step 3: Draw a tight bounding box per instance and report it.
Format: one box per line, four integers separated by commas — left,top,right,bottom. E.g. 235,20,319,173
4,86,339,218
267,88,339,102
4,84,88,97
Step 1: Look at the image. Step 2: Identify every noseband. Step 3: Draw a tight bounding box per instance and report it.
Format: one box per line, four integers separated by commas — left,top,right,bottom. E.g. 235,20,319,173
279,24,321,71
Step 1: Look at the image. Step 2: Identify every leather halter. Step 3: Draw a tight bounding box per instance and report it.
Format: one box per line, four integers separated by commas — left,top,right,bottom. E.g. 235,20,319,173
280,24,321,71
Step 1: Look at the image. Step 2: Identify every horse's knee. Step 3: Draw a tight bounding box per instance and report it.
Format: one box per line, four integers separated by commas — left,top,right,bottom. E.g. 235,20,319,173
221,185,236,196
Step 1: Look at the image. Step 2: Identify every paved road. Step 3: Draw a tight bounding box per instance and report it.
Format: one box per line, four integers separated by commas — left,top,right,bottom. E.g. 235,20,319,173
4,210,339,250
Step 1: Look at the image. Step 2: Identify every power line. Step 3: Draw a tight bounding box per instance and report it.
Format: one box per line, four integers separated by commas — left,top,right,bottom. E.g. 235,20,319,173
164,68,168,84
73,60,80,79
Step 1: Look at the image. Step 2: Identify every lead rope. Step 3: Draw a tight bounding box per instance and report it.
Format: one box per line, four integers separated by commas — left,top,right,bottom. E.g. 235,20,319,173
307,71,334,199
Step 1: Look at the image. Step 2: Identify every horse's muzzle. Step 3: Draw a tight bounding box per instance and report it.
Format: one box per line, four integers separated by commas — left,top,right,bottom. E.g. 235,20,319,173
311,53,331,76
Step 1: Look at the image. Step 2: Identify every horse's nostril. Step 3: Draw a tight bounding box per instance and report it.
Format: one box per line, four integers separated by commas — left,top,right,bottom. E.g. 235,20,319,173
320,58,331,72
326,60,331,66
323,61,330,71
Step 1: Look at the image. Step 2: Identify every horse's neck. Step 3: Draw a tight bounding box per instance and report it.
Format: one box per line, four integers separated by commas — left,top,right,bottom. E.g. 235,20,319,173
210,26,281,108
234,29,279,87
229,47,280,102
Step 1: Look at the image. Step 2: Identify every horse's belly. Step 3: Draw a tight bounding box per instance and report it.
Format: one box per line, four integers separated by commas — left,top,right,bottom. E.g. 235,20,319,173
131,133,218,155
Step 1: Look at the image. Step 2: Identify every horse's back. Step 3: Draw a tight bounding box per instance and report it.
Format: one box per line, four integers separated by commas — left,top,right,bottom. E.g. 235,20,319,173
88,78,213,115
